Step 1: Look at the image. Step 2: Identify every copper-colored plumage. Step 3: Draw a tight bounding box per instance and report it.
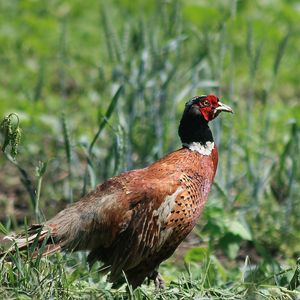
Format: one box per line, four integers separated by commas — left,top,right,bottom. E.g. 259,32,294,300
1,95,232,289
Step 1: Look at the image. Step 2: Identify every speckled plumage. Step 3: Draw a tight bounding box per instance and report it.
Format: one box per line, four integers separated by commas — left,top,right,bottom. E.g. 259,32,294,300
2,94,232,289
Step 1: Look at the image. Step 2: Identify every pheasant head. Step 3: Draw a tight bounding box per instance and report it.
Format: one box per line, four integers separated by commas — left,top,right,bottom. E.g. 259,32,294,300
178,94,233,146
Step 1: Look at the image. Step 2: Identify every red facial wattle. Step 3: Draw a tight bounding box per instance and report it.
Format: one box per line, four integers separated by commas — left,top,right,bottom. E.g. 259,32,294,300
199,106,212,122
198,95,233,122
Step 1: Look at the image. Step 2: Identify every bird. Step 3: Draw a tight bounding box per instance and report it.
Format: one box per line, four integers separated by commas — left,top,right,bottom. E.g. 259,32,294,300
1,94,233,289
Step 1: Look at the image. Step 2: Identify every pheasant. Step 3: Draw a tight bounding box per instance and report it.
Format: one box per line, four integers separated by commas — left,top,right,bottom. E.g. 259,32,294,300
1,95,233,289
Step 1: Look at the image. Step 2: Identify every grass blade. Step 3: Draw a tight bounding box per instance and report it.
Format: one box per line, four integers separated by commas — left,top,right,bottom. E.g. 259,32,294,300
88,85,123,155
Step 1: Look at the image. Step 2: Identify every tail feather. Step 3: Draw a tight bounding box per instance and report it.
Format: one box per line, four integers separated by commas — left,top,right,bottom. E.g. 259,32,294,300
0,224,61,260
1,202,94,260
6,226,48,249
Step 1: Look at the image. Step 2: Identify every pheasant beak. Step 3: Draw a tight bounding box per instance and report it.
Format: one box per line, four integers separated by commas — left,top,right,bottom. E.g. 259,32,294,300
215,102,233,114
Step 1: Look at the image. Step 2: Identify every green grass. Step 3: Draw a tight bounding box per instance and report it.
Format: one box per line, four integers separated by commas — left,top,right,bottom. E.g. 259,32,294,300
0,0,300,298
0,251,298,299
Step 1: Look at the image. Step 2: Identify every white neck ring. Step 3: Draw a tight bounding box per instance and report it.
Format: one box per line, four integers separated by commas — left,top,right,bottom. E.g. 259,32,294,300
182,141,215,156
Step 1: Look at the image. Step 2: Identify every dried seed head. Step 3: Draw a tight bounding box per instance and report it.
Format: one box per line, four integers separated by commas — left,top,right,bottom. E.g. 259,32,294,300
0,113,21,159
1,115,12,152
10,127,22,158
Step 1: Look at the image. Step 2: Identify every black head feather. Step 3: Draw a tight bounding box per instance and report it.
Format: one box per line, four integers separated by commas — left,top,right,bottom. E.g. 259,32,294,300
178,95,213,145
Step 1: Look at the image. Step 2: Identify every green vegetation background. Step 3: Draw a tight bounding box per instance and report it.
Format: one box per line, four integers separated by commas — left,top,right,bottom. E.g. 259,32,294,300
0,0,299,299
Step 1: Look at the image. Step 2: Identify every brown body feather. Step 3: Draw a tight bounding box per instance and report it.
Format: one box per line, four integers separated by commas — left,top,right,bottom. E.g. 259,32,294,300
1,94,232,289
3,147,218,288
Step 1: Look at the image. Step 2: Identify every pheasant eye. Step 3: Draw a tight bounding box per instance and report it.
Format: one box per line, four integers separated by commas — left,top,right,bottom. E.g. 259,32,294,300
203,100,210,106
